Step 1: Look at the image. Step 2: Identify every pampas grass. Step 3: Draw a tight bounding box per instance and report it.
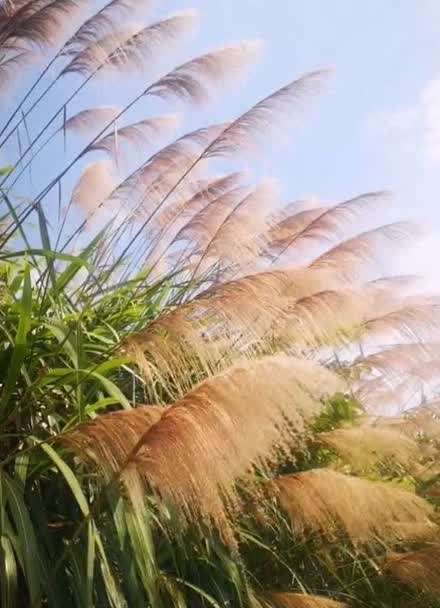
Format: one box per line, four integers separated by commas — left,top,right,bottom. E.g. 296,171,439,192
1,2,440,607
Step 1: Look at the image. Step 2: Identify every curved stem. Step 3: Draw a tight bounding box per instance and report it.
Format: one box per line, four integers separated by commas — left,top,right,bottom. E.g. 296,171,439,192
5,129,59,194
0,71,96,192
0,54,59,141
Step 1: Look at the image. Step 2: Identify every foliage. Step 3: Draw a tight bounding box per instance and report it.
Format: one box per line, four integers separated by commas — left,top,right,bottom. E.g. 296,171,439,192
0,2,440,607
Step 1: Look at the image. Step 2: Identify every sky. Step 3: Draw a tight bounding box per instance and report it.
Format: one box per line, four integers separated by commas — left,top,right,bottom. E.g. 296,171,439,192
141,0,440,207
4,0,440,279
158,0,440,280
159,0,440,239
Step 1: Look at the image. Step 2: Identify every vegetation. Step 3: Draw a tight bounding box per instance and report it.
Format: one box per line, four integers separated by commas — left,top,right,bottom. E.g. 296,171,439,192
0,1,439,607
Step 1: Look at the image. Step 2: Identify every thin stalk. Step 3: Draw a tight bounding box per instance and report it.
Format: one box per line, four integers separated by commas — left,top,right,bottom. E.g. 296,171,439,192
5,129,60,194
0,70,97,190
0,54,59,142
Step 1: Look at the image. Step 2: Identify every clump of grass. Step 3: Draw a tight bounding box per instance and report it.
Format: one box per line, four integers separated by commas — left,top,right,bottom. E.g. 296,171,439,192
1,2,440,607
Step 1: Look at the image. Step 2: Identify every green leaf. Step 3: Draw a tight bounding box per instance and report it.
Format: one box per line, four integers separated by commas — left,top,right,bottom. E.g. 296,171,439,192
0,165,14,177
2,474,42,604
0,249,85,263
0,535,18,608
35,439,89,516
37,367,131,410
53,224,109,296
45,321,79,368
1,193,33,255
86,521,96,608
34,439,124,608
0,265,32,421
36,202,56,286
175,579,223,608
89,371,131,410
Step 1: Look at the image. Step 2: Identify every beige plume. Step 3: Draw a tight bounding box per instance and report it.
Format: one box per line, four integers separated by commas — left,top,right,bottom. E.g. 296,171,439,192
61,0,150,57
0,0,81,91
62,12,197,77
148,40,263,105
121,268,333,399
88,114,180,161
148,173,246,233
70,159,116,214
108,124,226,208
318,426,422,471
265,207,329,258
205,69,331,157
384,547,440,596
261,592,347,608
275,191,388,264
125,355,342,530
62,405,164,477
268,469,433,544
362,296,440,343
275,287,369,351
353,342,440,378
194,179,280,274
310,222,420,281
0,0,80,49
60,105,121,136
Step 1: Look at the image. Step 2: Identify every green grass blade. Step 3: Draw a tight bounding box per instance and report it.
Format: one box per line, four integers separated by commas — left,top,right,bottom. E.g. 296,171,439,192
36,202,56,286
2,474,42,604
0,265,32,422
0,535,18,608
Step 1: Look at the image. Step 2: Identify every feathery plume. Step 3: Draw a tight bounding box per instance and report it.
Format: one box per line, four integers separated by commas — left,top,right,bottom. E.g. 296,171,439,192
169,185,250,253
274,288,369,350
268,469,433,544
261,592,347,608
63,405,164,476
362,296,440,343
88,114,180,160
121,268,332,398
147,172,246,233
310,222,420,281
61,0,146,57
195,179,280,273
0,0,80,49
109,10,199,73
70,159,116,213
205,70,331,157
108,123,226,208
144,172,247,268
353,342,440,377
273,192,387,263
60,105,121,136
62,12,197,78
318,426,422,471
384,547,440,596
126,355,342,529
265,206,329,258
0,0,81,91
148,40,263,105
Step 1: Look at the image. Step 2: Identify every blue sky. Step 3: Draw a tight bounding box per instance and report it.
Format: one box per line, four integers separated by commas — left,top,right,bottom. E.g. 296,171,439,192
157,0,440,220
158,0,440,280
4,1,440,276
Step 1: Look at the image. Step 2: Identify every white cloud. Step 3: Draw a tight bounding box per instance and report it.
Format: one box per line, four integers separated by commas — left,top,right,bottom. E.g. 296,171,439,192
367,75,440,169
365,76,440,286
420,78,440,164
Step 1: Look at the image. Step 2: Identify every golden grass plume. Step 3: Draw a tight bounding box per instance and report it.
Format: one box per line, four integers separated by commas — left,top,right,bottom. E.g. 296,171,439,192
62,405,164,476
268,468,433,544
384,546,440,596
318,426,422,471
261,592,347,608
125,355,342,528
